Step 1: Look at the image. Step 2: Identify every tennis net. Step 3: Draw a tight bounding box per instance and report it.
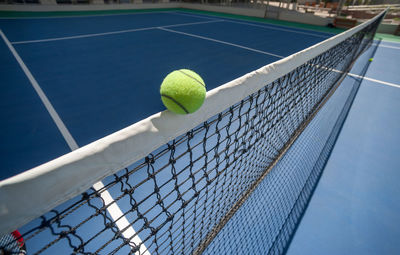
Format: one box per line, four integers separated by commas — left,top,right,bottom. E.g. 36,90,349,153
0,9,385,255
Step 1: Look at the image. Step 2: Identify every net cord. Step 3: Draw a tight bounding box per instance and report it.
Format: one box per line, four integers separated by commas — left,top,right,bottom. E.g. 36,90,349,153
0,8,387,236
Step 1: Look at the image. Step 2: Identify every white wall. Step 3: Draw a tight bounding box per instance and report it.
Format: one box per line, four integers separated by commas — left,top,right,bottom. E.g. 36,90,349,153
278,9,332,26
180,3,267,18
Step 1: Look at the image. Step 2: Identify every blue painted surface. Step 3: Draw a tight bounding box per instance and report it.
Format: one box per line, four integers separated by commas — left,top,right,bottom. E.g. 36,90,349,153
13,28,277,146
287,43,400,255
1,11,300,176
362,45,400,85
0,39,70,179
1,9,399,254
175,11,334,38
170,21,325,57
0,12,206,42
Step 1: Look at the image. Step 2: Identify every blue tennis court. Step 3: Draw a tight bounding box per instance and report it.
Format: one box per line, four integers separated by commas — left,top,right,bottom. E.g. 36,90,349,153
1,8,399,254
0,10,334,179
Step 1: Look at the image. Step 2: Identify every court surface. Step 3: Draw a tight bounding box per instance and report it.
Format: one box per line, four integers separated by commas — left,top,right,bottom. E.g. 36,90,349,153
287,39,400,254
1,9,399,254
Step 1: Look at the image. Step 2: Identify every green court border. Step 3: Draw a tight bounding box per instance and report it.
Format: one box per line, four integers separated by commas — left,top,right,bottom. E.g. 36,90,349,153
375,33,400,43
0,7,399,43
0,8,180,17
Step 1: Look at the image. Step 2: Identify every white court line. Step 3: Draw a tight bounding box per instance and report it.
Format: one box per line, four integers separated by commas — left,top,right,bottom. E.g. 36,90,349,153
373,43,400,50
171,11,221,21
175,11,399,48
4,9,400,48
329,65,400,89
158,27,285,59
164,19,222,28
160,26,399,89
12,26,155,44
348,73,400,89
0,29,150,255
11,19,222,44
92,182,150,255
0,30,78,150
174,11,400,48
225,20,330,39
173,11,335,36
174,11,330,38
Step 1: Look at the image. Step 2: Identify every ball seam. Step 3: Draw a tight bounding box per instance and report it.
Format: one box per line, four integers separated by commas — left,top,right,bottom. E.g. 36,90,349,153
178,70,206,88
161,93,190,114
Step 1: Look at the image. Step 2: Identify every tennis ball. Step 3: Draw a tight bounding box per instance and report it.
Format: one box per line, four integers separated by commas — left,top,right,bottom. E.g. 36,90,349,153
369,58,373,62
160,69,206,114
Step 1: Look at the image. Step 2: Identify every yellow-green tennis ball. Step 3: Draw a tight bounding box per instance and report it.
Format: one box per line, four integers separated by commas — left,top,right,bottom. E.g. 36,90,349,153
369,58,373,62
160,69,206,114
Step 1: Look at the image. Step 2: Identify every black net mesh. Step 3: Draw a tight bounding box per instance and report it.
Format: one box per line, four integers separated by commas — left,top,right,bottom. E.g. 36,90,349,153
1,12,384,255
